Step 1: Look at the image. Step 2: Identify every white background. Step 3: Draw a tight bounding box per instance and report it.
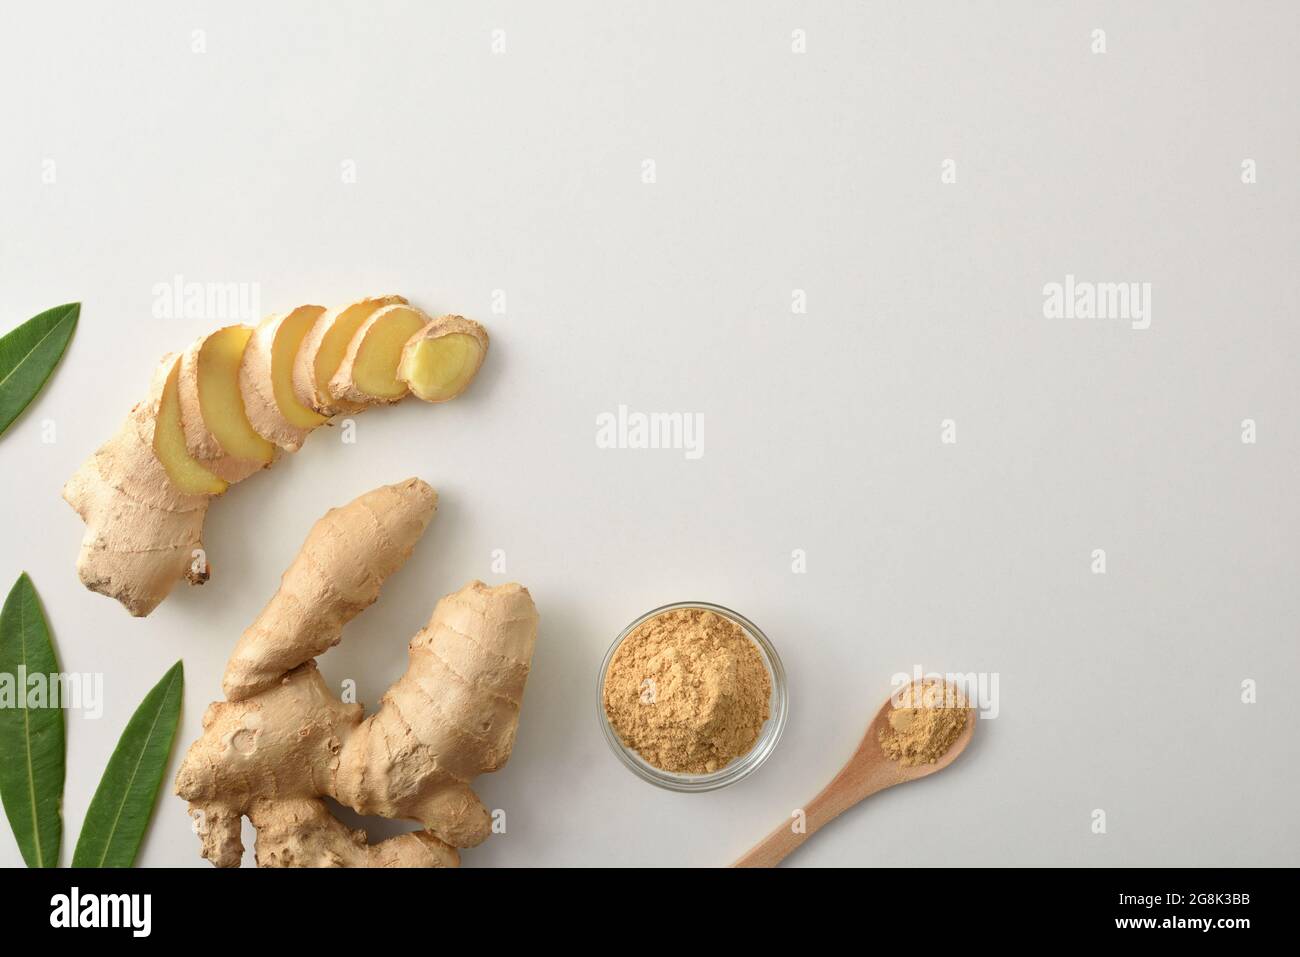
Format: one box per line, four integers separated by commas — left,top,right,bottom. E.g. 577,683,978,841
1,1,1297,867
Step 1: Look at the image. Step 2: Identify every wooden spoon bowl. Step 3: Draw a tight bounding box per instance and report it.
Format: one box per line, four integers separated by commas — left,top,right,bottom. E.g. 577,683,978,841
734,681,976,867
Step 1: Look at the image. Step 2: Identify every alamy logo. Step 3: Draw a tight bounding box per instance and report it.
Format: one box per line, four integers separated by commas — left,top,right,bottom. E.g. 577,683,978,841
151,274,261,322
890,665,1000,719
0,668,103,719
595,405,704,460
49,887,151,937
1042,274,1151,329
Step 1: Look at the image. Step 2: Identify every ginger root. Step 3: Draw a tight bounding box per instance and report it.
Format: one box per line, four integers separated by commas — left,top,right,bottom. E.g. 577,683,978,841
400,315,490,403
239,305,329,451
63,358,213,617
63,295,489,616
174,479,539,867
330,302,430,404
293,295,407,415
155,354,227,495
179,325,276,482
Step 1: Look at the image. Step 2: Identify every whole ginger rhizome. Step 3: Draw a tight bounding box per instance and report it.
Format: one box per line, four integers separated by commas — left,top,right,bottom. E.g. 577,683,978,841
603,608,771,774
174,479,539,868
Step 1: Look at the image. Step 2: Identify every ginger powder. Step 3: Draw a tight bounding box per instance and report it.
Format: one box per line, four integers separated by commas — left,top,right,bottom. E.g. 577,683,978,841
603,607,771,774
878,679,969,766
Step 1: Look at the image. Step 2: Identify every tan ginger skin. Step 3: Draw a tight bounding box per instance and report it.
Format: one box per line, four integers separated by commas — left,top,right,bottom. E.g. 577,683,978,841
62,296,489,617
291,295,408,416
63,358,212,617
174,478,539,867
328,302,429,405
177,326,273,483
238,305,328,453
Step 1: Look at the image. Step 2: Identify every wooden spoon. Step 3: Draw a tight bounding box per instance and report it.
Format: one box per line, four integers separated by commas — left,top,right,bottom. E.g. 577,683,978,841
733,681,976,867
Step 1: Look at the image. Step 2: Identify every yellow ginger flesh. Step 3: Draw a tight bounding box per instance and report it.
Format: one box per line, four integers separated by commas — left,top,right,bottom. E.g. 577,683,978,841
399,316,489,403
196,325,275,464
155,354,227,495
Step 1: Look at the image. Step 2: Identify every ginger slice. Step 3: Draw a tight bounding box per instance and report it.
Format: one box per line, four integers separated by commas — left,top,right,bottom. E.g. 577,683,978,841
329,303,429,404
240,305,328,451
293,295,408,415
398,315,489,403
178,325,275,482
155,354,228,495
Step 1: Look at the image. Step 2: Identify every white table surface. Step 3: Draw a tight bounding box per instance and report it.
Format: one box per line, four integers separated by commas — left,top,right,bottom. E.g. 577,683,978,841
1,0,1296,867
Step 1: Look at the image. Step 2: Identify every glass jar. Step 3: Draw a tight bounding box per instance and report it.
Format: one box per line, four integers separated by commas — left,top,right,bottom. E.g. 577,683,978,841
597,600,788,792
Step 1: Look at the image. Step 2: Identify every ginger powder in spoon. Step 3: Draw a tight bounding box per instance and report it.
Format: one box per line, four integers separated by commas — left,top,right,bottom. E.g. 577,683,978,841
878,679,969,766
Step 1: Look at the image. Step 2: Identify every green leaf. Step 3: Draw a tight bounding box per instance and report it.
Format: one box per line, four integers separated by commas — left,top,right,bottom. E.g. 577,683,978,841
73,660,183,867
0,302,79,438
0,574,66,867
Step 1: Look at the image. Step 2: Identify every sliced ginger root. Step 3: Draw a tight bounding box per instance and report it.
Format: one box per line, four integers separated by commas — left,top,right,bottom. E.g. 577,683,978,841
399,315,489,403
63,357,215,616
330,303,429,404
240,305,328,451
178,325,276,482
174,479,540,868
64,295,492,617
155,354,228,495
293,295,408,415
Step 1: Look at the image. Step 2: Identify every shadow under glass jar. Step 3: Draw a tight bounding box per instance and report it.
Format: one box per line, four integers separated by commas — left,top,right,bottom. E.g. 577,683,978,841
597,600,788,792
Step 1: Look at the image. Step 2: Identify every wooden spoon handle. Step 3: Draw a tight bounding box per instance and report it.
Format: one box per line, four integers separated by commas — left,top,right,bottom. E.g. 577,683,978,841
733,785,875,868
733,816,817,868
733,751,899,867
